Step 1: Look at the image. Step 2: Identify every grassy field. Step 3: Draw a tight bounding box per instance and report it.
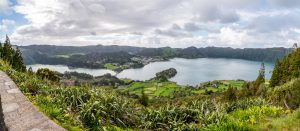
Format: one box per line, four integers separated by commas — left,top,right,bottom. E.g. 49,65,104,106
104,63,119,70
192,80,246,94
122,80,186,98
123,80,246,97
256,109,300,130
104,63,130,70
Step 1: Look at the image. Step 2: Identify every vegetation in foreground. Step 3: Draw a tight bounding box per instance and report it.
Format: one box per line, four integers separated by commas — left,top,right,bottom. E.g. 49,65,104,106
1,37,300,130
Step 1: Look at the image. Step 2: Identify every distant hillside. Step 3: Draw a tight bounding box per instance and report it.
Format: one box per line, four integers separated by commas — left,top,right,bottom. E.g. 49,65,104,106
20,45,291,68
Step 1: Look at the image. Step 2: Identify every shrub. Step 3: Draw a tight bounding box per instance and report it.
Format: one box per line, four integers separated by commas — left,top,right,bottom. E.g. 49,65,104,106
79,89,138,130
224,98,269,113
269,78,300,109
51,87,92,112
140,106,200,130
139,89,149,106
231,106,287,125
36,68,60,82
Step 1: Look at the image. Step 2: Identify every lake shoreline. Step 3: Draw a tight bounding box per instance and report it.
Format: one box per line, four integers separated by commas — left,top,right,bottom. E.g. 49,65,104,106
27,58,274,86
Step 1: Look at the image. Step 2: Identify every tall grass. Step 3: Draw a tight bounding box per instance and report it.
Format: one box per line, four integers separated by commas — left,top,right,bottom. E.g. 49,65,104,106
0,60,295,130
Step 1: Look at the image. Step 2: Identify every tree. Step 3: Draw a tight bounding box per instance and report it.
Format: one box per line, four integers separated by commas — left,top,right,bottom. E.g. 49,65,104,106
0,36,26,72
270,59,281,87
2,35,13,63
270,48,300,87
224,86,237,101
259,63,265,79
0,42,2,58
11,47,26,72
154,68,177,82
36,68,60,82
254,63,265,89
28,67,34,75
139,89,149,106
293,43,298,50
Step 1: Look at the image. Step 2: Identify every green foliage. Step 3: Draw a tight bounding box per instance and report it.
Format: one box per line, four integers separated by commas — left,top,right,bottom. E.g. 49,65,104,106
269,78,300,109
139,89,149,106
224,98,270,113
208,105,287,131
141,106,200,130
1,44,299,131
79,89,138,130
0,36,26,72
51,87,92,112
230,106,287,125
63,71,93,80
270,48,300,87
256,108,300,130
223,87,238,101
124,80,188,98
34,95,82,131
27,67,34,75
93,73,124,86
154,68,177,82
254,73,265,89
36,68,60,82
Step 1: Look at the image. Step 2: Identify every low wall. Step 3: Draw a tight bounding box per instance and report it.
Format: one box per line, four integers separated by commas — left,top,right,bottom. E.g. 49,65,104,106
0,71,65,131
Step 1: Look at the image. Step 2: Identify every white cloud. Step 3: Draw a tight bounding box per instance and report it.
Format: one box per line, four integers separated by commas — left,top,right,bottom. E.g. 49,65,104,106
0,19,15,32
6,0,300,48
0,0,12,14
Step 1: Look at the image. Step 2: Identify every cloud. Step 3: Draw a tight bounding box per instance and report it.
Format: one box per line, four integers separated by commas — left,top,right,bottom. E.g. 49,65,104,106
13,0,187,37
268,0,300,8
247,11,300,33
5,0,300,48
155,24,193,38
0,0,12,15
0,19,15,32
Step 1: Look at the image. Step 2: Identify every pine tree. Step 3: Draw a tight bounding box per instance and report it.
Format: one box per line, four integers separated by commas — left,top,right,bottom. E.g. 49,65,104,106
139,89,149,106
259,62,265,79
2,35,13,62
270,48,300,87
224,86,237,101
0,36,26,72
270,59,281,87
28,67,34,75
293,43,298,50
0,42,2,58
12,47,26,72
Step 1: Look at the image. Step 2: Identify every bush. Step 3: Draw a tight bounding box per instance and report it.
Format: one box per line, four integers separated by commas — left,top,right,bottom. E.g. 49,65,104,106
139,90,149,106
79,89,138,130
269,78,300,109
231,106,287,125
140,106,200,130
36,68,60,82
224,98,269,113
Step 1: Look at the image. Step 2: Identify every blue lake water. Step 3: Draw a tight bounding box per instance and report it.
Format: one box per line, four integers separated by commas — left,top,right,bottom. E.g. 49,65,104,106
27,58,274,86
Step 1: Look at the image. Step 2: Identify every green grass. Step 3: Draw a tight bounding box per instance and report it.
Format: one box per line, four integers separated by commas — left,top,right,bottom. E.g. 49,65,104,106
256,109,300,130
104,63,130,70
206,87,219,92
2,59,299,131
32,95,83,131
124,80,184,97
104,63,119,70
194,80,246,94
222,80,245,89
207,105,289,130
126,80,246,96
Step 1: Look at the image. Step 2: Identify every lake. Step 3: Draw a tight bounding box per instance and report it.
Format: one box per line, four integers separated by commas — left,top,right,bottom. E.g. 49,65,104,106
27,58,274,86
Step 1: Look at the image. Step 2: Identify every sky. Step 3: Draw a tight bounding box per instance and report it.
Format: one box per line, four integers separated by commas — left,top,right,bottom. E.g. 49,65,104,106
0,0,300,48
